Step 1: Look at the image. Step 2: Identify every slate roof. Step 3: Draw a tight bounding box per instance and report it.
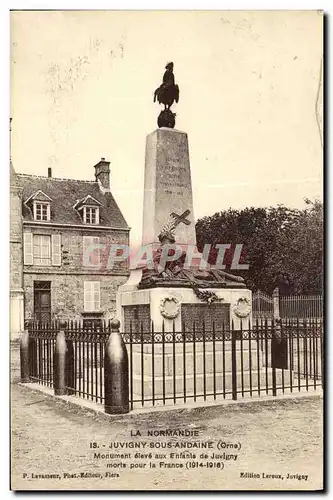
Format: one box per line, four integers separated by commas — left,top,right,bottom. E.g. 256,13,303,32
17,174,129,229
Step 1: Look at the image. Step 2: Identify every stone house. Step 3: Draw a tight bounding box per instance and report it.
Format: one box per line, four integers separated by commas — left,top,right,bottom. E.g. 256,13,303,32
10,158,130,338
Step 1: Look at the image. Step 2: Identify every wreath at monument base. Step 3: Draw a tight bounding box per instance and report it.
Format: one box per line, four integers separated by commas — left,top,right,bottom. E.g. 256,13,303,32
160,295,180,319
233,297,251,318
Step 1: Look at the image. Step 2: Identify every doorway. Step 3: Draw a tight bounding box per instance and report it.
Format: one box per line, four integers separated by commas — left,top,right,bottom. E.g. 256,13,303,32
33,281,51,323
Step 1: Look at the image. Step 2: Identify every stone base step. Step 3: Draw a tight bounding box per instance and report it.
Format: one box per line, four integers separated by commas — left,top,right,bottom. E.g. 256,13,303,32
131,349,264,376
131,368,291,399
128,340,261,355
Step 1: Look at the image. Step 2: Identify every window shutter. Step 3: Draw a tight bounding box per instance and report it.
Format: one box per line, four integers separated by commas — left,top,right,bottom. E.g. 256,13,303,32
93,282,100,311
83,236,92,267
84,281,100,312
51,234,61,266
23,232,33,265
93,236,100,266
84,282,92,311
83,236,90,254
83,236,100,267
33,202,37,221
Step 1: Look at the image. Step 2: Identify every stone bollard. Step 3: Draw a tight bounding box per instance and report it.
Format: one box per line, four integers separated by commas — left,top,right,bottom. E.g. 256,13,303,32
54,322,67,396
104,319,129,414
20,322,30,383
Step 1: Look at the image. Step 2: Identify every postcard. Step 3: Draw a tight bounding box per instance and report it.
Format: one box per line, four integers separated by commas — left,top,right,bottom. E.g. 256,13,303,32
10,10,323,491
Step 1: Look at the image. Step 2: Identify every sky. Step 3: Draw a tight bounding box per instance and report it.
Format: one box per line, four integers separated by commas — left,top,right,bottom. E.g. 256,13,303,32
10,10,323,246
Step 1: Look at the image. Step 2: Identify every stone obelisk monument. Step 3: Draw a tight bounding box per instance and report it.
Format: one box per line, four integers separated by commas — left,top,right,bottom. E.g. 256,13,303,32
143,61,196,247
117,61,251,333
114,63,270,404
142,127,196,248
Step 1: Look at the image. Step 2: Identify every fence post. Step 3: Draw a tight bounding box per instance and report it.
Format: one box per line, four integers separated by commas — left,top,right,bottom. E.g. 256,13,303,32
54,321,67,396
271,327,277,396
273,287,280,320
231,320,237,400
104,319,129,414
65,338,75,396
20,322,30,383
320,321,324,390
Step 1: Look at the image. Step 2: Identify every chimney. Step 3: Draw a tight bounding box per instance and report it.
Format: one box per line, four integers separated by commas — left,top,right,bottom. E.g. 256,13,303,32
94,157,110,190
48,167,52,178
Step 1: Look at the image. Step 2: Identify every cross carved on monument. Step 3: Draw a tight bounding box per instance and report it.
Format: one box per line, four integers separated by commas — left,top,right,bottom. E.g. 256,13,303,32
170,209,191,227
158,209,191,243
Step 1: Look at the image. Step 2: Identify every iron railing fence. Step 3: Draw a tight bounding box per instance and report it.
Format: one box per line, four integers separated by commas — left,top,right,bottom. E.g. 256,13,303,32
252,291,323,319
28,321,58,388
27,320,111,401
280,295,323,319
65,328,109,403
27,318,323,410
252,290,274,318
123,319,323,409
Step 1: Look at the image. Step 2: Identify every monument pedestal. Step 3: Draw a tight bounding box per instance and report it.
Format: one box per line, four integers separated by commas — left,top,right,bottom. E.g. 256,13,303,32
117,280,252,332
116,125,257,405
117,280,257,402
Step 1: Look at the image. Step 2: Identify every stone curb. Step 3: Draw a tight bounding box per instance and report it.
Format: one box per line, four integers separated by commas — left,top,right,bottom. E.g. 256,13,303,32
17,382,323,423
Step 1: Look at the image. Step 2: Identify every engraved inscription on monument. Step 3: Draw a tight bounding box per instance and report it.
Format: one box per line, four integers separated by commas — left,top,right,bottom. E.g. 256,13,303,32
142,128,196,247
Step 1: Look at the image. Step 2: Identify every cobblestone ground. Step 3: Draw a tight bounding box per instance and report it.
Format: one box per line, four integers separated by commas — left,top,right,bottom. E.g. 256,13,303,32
11,384,323,491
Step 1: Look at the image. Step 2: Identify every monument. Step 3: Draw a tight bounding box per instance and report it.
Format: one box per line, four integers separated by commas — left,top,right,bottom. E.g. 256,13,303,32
116,63,258,401
117,62,252,332
142,128,196,248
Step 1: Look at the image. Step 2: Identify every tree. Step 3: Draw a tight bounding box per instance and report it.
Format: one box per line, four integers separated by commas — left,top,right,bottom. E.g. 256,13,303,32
195,200,323,295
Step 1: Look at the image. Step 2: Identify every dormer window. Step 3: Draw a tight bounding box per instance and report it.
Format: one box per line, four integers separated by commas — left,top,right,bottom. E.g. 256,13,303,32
74,195,102,225
24,190,52,222
83,206,99,225
34,202,50,221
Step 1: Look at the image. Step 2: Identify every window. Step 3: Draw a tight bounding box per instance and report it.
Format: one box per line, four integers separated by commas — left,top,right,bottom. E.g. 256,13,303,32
24,233,61,266
74,196,101,224
83,206,99,225
33,202,50,221
33,235,51,266
84,282,100,312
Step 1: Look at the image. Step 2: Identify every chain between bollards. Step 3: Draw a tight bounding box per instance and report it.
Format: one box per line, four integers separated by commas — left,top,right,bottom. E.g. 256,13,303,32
104,319,129,414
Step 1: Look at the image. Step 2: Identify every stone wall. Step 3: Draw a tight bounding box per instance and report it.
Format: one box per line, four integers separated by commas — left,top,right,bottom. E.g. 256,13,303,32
10,173,24,338
10,245,23,290
23,226,129,321
10,179,23,290
24,273,128,322
23,226,129,273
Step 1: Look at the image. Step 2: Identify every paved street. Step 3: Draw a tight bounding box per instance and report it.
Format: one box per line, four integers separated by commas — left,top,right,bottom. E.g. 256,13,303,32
11,383,323,491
